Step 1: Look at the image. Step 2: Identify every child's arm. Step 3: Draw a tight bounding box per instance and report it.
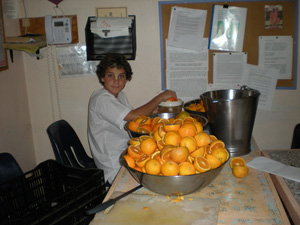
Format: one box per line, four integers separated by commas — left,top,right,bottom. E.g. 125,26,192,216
124,90,177,121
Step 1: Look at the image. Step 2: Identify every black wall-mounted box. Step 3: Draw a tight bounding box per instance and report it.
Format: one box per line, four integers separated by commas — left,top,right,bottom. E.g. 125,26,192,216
85,15,136,61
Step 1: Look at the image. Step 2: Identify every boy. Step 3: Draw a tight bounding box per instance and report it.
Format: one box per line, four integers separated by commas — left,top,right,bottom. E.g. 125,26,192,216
87,53,177,185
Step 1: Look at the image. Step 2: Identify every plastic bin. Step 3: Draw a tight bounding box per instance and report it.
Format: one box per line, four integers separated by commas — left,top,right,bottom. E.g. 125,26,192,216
85,15,136,60
0,160,106,225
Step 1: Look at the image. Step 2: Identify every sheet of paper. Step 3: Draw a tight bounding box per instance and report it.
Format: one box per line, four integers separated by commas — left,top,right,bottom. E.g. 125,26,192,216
242,64,279,110
56,44,98,77
91,17,132,38
166,41,208,101
209,5,247,52
167,6,207,51
258,36,293,79
213,52,247,85
247,156,300,182
3,0,18,19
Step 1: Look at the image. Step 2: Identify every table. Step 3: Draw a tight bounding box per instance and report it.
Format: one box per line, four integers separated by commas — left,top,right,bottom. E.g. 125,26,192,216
262,149,300,225
94,149,290,225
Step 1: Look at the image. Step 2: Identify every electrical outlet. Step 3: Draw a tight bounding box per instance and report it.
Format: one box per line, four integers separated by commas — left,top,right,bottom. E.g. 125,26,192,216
22,18,30,27
96,7,127,17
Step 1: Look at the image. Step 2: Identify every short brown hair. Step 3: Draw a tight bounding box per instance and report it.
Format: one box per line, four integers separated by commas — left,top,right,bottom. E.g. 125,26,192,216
96,53,133,85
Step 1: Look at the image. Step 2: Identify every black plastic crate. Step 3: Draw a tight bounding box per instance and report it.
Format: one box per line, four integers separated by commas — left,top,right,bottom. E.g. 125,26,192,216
0,160,106,225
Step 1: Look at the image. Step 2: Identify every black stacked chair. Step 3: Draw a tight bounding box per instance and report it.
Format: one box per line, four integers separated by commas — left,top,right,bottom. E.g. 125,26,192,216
291,123,300,149
0,152,23,186
46,120,97,169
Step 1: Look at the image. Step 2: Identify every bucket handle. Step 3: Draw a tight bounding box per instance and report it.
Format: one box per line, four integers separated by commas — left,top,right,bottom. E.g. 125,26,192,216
240,85,252,91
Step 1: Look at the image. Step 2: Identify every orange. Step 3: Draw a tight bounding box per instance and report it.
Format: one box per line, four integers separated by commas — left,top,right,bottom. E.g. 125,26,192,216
128,121,139,132
180,136,197,153
140,138,157,155
190,147,205,158
152,130,161,142
160,145,176,162
124,154,135,168
127,145,144,159
186,103,197,111
210,135,218,142
204,144,212,155
178,123,196,137
136,155,150,168
193,121,204,133
168,118,175,122
133,166,142,172
167,97,177,101
158,125,166,138
163,131,181,146
158,118,169,124
194,156,211,173
161,160,180,176
183,116,195,124
139,124,153,133
152,122,164,131
173,118,183,126
151,151,160,159
230,157,246,168
151,151,164,165
150,117,160,128
129,137,140,146
179,162,196,175
205,154,222,169
145,159,162,175
133,116,146,123
139,116,151,126
163,121,181,132
157,139,165,150
149,131,154,139
209,140,225,152
194,132,211,147
136,127,151,134
187,155,194,163
139,135,151,142
232,166,248,178
211,147,228,164
176,111,190,119
170,146,189,163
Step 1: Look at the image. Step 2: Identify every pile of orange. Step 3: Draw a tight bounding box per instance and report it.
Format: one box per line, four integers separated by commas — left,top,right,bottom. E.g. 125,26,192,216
230,157,248,178
185,100,205,112
127,115,154,134
124,115,230,176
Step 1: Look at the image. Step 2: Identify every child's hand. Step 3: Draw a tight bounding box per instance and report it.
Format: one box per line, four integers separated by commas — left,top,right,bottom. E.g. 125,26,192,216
159,90,177,102
152,106,159,114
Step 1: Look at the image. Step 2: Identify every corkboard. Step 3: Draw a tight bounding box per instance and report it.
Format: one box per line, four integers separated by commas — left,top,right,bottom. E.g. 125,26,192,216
0,0,8,71
159,0,297,89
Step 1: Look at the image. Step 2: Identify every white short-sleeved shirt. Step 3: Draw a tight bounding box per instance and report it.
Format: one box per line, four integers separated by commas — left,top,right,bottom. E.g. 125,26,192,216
87,88,133,184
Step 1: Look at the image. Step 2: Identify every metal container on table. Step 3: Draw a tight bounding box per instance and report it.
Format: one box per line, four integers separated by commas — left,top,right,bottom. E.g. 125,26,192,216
200,86,260,157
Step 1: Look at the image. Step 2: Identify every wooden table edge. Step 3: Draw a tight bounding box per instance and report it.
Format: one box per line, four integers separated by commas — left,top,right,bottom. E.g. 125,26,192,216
262,149,300,225
103,166,126,202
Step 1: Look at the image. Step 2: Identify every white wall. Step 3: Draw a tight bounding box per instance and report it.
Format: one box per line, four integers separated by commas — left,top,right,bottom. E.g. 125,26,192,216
1,0,300,169
0,16,36,171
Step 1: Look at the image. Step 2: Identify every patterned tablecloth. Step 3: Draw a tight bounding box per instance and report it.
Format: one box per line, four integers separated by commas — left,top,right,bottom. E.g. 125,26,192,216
96,151,290,225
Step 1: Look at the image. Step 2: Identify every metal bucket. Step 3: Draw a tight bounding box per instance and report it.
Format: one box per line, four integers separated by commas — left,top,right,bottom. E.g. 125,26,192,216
201,86,260,157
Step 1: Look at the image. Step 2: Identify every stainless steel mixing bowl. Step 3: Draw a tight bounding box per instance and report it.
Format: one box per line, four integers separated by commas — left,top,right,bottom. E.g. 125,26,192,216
124,112,208,138
183,99,207,118
120,150,229,196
